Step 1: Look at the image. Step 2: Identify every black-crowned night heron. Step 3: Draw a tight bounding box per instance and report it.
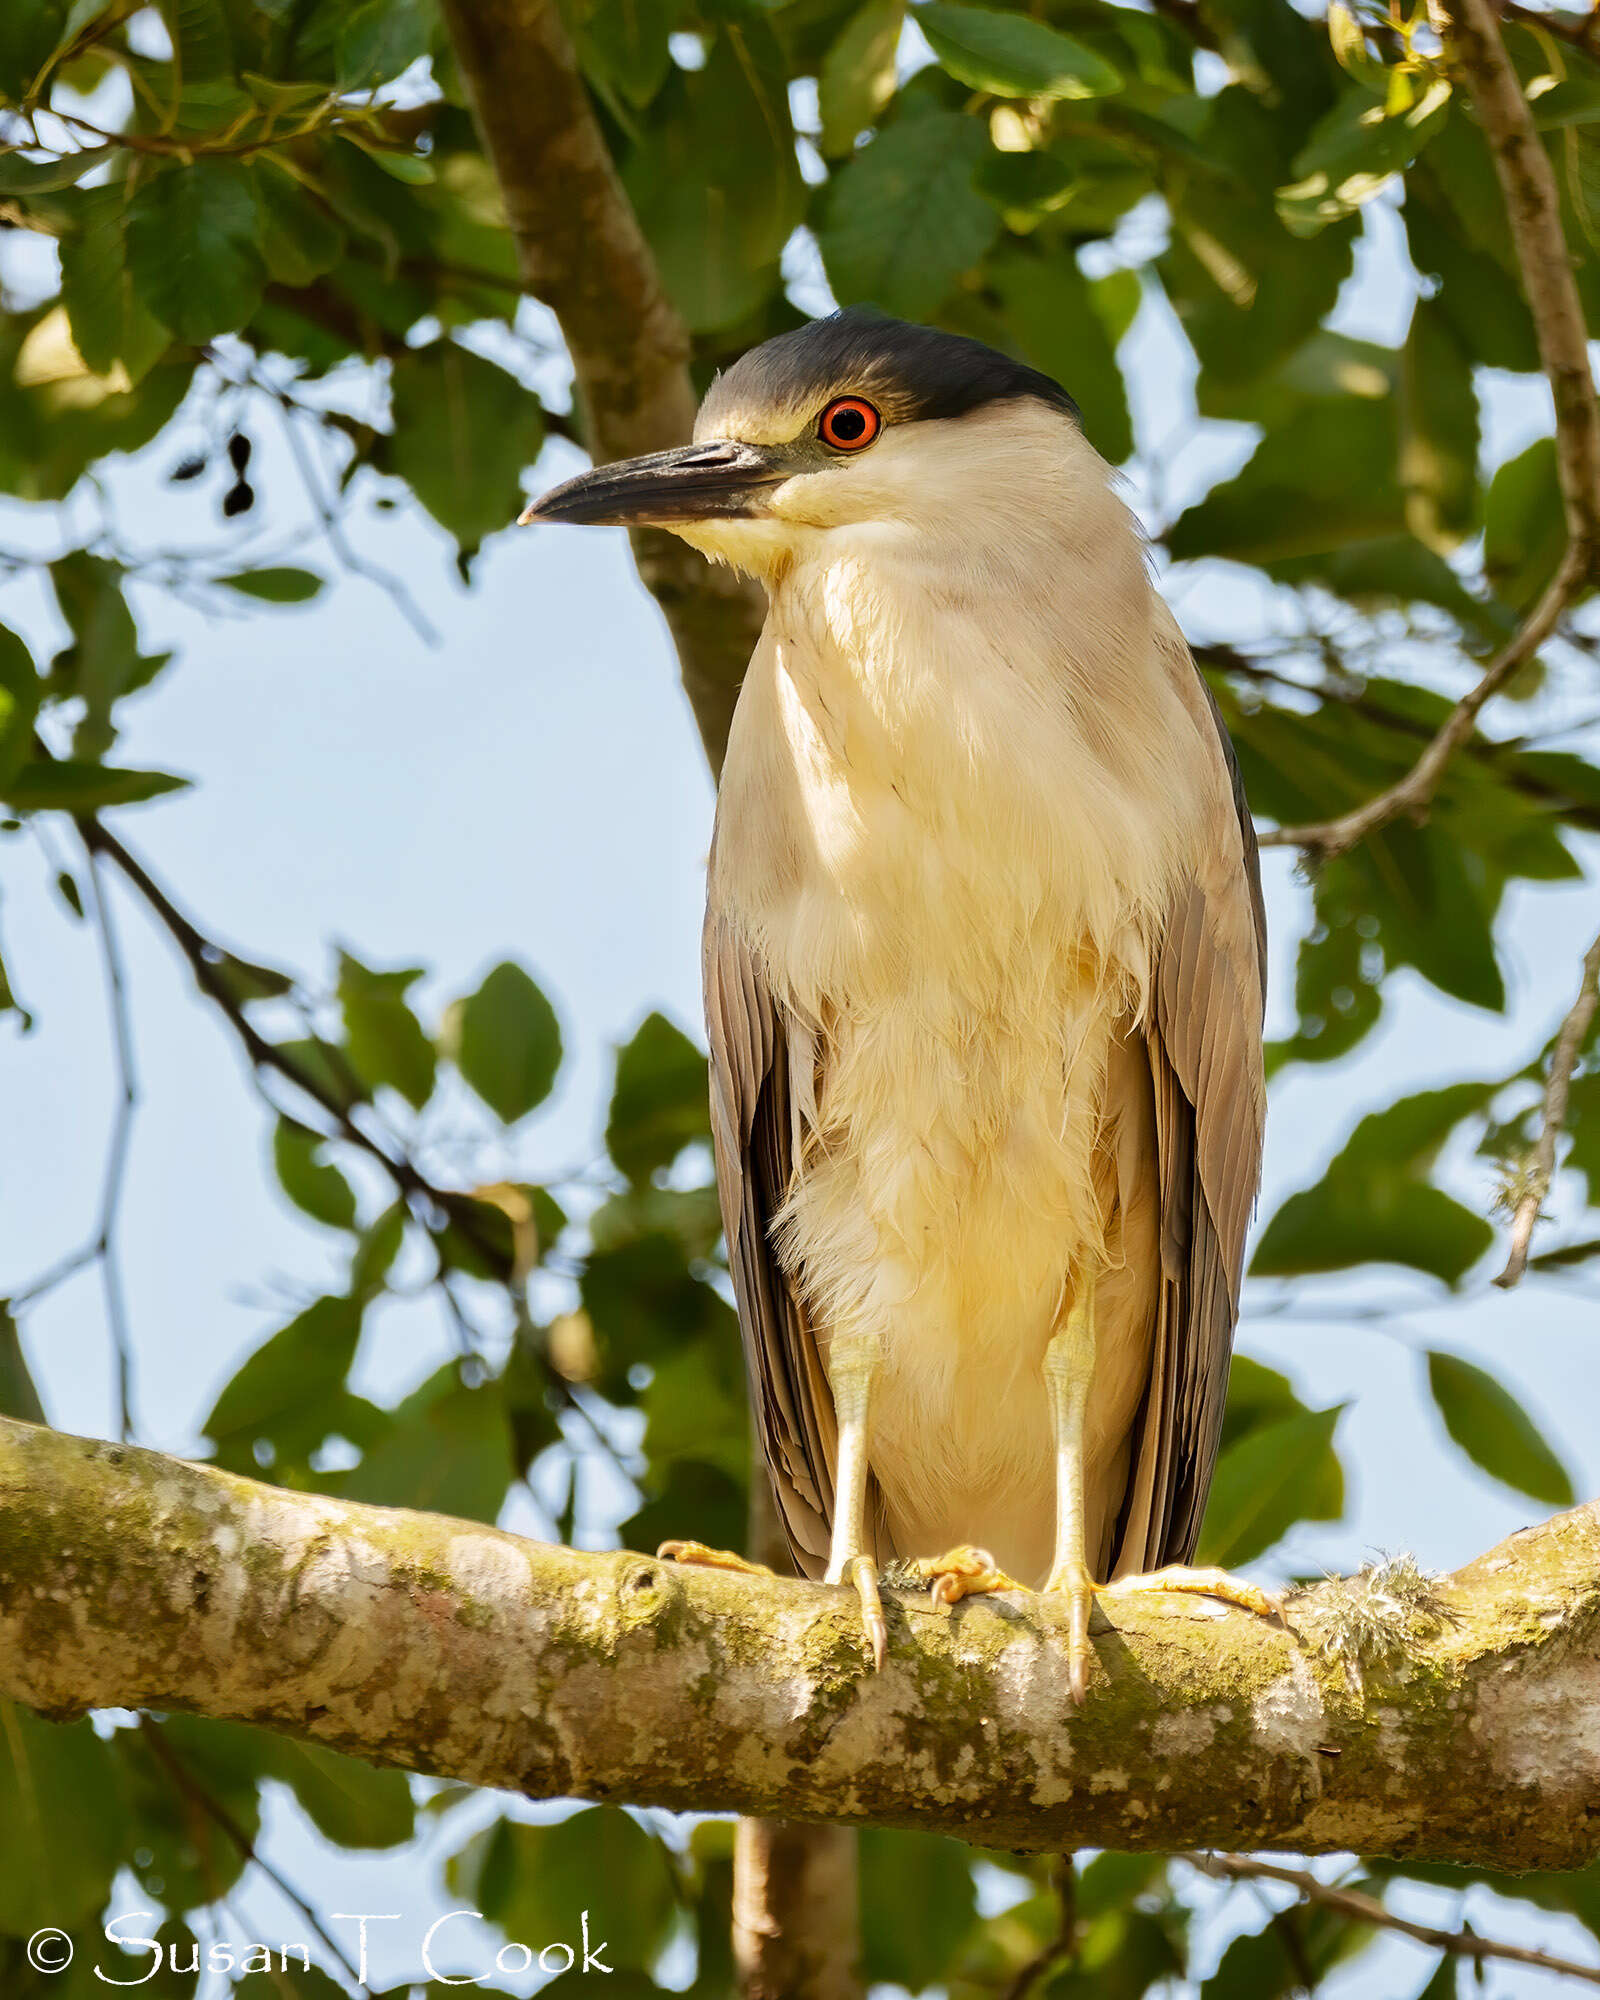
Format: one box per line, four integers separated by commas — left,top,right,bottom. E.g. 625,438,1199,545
526,309,1269,1700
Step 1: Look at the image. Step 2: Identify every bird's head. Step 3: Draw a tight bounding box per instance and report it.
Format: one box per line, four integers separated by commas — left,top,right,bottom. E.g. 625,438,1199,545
520,309,1088,581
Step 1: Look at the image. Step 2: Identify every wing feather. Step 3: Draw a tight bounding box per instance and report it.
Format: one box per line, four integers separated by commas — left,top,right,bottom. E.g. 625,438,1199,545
704,910,836,1577
1114,674,1266,1574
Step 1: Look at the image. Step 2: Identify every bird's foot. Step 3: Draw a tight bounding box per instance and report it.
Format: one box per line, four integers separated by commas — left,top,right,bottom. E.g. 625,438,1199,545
1043,1562,1284,1704
656,1539,773,1577
659,1541,886,1670
1097,1564,1283,1623
895,1544,1025,1608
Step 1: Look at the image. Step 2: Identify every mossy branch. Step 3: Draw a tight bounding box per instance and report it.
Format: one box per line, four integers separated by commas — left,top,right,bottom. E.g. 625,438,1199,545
2,1415,1599,1869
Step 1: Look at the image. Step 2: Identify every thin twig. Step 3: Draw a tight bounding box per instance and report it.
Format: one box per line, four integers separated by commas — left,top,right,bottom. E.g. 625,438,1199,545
265,384,440,645
1186,1854,1600,1986
134,1720,368,1996
81,846,138,1441
1264,0,1600,857
73,814,510,1281
1496,927,1600,1286
999,1857,1078,2000
1259,552,1582,854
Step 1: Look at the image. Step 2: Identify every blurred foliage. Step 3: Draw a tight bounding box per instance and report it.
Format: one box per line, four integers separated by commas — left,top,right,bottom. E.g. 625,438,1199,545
1,0,1599,1988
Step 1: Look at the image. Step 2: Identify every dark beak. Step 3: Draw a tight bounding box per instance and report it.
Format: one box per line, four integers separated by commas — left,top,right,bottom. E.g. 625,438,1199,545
519,440,788,527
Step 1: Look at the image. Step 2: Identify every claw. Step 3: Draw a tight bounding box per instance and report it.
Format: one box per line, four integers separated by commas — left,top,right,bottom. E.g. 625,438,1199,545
843,1554,888,1671
1042,1561,1097,1705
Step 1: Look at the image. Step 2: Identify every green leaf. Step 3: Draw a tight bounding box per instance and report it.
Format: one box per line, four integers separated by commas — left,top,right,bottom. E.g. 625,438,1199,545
986,247,1132,464
1252,1082,1497,1285
859,1826,977,1988
350,1200,407,1301
1484,434,1566,613
336,0,435,87
449,1808,677,1973
1170,392,1403,564
203,1293,363,1467
0,621,41,792
216,566,324,604
342,1362,512,1522
1425,1350,1575,1506
3,760,188,810
1277,77,1450,235
445,959,562,1125
0,145,114,195
267,1736,415,1849
250,161,345,285
125,161,266,344
272,1118,359,1230
0,1307,45,1424
625,19,803,333
337,949,437,1110
605,1011,708,1186
1198,1405,1344,1565
388,340,546,553
57,180,173,383
156,0,233,83
819,111,999,319
50,549,171,758
0,1707,129,1933
577,0,674,108
1399,295,1478,551
819,0,904,156
916,1,1121,99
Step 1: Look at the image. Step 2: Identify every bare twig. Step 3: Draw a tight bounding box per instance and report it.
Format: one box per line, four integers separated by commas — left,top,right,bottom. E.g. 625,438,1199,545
998,1857,1078,2000
12,840,141,1439
1265,0,1600,857
1186,1853,1600,1987
1257,554,1583,853
135,1720,369,1996
1496,926,1600,1286
72,814,511,1283
82,847,138,1441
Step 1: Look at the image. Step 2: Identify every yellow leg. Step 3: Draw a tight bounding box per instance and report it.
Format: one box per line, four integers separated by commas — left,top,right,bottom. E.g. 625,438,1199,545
1041,1264,1099,1704
824,1331,887,1670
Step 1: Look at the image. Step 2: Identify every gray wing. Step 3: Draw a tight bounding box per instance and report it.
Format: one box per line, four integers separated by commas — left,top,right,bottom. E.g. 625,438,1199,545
1114,677,1267,1573
703,909,837,1578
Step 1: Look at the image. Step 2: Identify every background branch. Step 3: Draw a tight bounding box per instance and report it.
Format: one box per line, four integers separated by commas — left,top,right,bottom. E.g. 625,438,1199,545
435,0,763,773
1264,0,1600,856
1497,927,1600,1286
4,1414,1600,1872
1187,1852,1600,1987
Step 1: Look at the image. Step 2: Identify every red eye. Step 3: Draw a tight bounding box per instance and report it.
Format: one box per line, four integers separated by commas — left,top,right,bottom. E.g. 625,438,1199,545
819,397,881,451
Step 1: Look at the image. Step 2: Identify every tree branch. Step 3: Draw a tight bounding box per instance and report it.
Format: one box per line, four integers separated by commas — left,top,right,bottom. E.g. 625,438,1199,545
434,0,763,773
1496,926,1600,1287
1264,0,1600,857
4,1415,1600,1870
1187,1852,1600,1987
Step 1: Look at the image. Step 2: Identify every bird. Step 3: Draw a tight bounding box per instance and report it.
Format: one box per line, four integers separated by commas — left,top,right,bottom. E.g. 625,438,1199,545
524,308,1269,1700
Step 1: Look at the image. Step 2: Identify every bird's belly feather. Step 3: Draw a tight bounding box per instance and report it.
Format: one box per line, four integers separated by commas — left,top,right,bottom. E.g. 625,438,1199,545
761,797,1160,1583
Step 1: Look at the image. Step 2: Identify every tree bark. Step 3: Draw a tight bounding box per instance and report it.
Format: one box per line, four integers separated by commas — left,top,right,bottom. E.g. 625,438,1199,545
435,0,763,772
3,1416,1599,1871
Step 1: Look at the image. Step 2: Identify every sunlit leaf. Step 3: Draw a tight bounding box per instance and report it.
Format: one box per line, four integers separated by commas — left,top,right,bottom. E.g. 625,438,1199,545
1426,1350,1575,1506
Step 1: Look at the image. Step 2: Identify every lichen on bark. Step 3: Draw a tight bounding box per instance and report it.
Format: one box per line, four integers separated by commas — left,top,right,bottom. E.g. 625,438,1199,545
1,1415,1598,1868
